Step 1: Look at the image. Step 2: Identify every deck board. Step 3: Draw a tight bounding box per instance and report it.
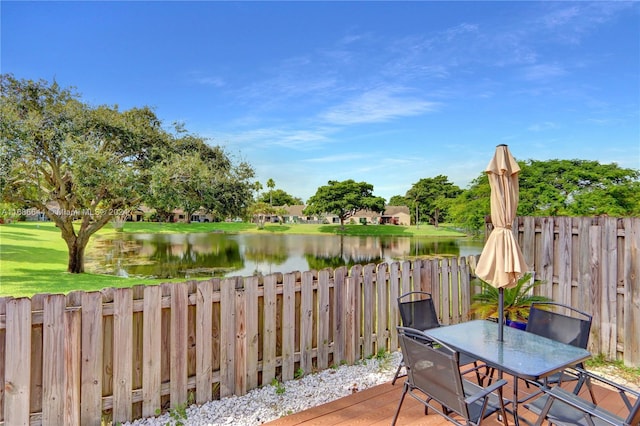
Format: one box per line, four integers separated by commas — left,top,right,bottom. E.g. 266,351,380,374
265,377,631,426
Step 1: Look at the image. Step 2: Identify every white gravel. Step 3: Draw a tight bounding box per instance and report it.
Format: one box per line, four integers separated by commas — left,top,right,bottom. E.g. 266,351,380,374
123,351,402,426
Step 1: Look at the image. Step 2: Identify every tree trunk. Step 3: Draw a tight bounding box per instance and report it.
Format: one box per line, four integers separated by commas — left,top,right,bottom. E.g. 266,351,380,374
67,238,88,273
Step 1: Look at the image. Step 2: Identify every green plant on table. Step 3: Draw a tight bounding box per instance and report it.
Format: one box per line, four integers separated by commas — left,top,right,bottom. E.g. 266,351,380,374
470,272,552,322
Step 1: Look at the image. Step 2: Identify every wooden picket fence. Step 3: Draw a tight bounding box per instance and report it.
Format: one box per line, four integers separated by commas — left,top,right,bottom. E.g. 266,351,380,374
0,258,475,425
502,216,639,365
0,215,637,425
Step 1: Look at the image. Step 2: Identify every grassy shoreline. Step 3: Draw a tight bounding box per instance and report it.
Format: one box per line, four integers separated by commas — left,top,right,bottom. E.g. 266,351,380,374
1,221,470,297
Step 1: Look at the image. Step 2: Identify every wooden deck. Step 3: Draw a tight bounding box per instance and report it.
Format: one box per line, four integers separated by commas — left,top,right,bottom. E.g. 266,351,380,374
265,376,633,426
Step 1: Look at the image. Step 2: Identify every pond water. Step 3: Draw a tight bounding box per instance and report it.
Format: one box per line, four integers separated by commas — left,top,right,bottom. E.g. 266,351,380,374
87,232,484,279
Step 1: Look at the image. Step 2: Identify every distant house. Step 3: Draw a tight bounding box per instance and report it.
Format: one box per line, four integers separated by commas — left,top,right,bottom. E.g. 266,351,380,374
352,205,410,226
274,204,412,225
278,205,317,223
380,205,411,226
127,206,154,222
190,208,215,223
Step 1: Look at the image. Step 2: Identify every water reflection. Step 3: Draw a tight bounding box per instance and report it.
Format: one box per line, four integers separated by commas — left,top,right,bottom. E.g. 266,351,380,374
87,232,483,279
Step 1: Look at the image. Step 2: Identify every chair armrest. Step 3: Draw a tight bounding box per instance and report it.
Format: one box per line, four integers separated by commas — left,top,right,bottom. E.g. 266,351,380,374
572,367,640,397
464,378,507,405
535,386,625,426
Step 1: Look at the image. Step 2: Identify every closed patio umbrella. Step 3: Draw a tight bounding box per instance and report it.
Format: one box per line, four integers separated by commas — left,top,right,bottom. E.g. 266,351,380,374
475,144,529,341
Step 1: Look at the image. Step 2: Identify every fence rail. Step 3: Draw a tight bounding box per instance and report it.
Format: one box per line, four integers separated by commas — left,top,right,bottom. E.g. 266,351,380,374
0,215,637,425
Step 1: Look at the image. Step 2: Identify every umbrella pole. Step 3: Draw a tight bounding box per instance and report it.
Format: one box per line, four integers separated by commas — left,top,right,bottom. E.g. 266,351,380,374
498,288,504,342
498,288,505,380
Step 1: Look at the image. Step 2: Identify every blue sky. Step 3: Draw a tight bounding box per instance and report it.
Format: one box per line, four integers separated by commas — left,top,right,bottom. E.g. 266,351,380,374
2,1,639,202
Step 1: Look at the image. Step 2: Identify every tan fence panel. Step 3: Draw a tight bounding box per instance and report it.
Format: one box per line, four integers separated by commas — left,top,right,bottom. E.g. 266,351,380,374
376,263,388,353
142,285,162,416
262,275,277,385
245,276,259,392
42,295,66,425
65,307,81,426
317,269,330,370
80,292,102,426
281,273,296,382
113,288,133,423
623,218,640,366
4,298,31,425
362,264,375,359
300,271,314,374
0,298,8,423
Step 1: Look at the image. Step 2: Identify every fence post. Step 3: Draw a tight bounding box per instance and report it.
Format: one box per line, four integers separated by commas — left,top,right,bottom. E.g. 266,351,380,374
195,281,213,404
344,275,357,365
623,217,640,366
80,291,103,426
332,267,347,365
317,269,330,370
142,285,162,416
5,298,31,426
300,271,314,374
43,294,66,424
281,273,296,381
234,279,247,396
113,288,133,423
376,263,389,353
363,264,375,358
220,277,236,398
65,307,81,426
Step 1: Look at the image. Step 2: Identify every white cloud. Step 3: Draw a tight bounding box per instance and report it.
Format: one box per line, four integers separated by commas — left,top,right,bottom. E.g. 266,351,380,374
528,122,559,132
320,87,440,125
188,72,225,87
521,64,567,81
303,153,369,163
215,127,336,151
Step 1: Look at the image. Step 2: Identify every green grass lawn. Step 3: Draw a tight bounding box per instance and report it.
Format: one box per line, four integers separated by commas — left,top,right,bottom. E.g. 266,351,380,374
106,220,465,237
0,220,467,297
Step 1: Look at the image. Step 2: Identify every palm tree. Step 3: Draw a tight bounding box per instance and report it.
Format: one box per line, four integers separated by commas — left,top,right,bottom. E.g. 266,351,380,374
470,273,552,322
266,178,275,206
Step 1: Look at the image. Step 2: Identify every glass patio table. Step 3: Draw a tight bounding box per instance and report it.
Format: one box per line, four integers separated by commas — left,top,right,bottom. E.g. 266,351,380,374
423,319,591,425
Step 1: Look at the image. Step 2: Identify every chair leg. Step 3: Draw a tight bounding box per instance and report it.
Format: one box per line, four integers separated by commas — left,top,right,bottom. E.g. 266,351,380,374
497,388,509,426
391,382,409,425
473,361,484,386
573,371,597,404
392,356,407,385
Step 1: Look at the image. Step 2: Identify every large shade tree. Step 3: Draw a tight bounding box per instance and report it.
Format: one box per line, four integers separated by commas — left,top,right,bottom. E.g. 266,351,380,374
304,179,386,229
399,175,461,227
448,158,640,231
257,188,303,206
147,135,256,223
1,74,171,272
0,74,257,273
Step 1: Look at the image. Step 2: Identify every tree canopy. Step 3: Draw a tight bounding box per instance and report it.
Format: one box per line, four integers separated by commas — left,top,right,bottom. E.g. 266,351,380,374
304,179,386,228
147,134,255,223
0,74,255,272
393,175,462,227
257,188,303,206
447,159,640,232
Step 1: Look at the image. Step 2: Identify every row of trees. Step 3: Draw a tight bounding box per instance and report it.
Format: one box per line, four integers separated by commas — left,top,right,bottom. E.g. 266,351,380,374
290,159,640,234
425,159,640,232
1,74,257,272
2,74,639,273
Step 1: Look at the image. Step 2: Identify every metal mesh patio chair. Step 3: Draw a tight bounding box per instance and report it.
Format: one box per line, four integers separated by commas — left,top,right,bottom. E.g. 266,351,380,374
524,302,596,402
525,367,640,426
392,327,509,426
392,291,487,385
